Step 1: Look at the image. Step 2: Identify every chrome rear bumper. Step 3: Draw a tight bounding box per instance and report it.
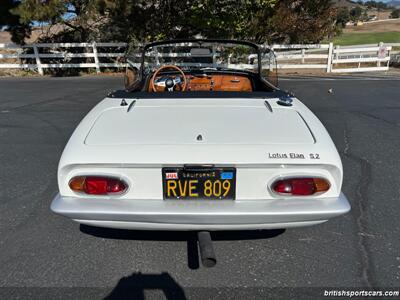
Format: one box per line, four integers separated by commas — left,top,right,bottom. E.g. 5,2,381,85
51,193,350,231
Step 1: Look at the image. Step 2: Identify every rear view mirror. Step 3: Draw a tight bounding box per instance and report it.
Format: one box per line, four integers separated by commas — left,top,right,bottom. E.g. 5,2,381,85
190,48,211,56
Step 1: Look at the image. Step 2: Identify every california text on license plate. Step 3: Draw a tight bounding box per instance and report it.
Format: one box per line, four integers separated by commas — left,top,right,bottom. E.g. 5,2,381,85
162,167,236,200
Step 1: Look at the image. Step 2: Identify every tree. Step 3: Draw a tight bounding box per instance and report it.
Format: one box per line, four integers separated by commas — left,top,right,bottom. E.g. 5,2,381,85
365,1,389,9
9,0,106,43
0,0,31,44
268,0,337,44
3,0,338,45
391,9,400,19
336,7,350,27
361,9,368,21
101,0,337,44
350,6,362,21
99,0,278,43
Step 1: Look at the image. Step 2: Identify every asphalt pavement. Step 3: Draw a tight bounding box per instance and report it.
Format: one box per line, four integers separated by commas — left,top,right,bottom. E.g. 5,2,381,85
0,74,399,299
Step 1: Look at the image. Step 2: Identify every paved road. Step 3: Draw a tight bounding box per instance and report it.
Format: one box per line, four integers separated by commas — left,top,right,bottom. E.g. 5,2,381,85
0,75,399,298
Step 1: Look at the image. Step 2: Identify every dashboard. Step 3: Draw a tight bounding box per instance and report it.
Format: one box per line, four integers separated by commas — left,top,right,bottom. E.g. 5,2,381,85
150,74,253,92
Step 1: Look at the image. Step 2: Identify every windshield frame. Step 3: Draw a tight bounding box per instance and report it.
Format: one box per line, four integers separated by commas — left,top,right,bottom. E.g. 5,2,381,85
140,39,267,78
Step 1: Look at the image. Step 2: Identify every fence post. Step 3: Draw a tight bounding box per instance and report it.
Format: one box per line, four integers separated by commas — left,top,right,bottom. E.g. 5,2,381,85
33,45,43,75
154,46,159,66
212,45,217,68
301,48,305,64
335,45,340,71
377,42,383,67
326,42,333,73
92,42,101,74
386,44,391,70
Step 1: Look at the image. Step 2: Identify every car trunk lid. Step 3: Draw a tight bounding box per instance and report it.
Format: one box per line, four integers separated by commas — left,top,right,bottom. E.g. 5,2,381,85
85,99,315,146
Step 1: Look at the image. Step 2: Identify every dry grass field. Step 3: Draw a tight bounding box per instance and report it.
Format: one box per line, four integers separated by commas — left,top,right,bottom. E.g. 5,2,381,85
330,18,400,45
344,18,400,33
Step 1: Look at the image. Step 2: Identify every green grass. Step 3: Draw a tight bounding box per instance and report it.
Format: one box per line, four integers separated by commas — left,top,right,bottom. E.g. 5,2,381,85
326,32,400,45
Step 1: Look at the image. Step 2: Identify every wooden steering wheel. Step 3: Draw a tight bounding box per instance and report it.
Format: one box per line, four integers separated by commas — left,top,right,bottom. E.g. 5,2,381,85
151,65,187,92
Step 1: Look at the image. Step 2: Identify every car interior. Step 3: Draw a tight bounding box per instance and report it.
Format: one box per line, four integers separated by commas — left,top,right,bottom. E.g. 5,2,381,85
124,40,278,94
148,65,253,92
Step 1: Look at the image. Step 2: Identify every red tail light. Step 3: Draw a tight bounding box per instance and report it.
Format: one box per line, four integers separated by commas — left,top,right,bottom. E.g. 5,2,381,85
272,177,330,196
69,176,127,195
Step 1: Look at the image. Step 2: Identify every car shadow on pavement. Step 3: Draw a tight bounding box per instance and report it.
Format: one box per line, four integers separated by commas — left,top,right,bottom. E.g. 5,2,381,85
104,272,186,300
80,225,285,270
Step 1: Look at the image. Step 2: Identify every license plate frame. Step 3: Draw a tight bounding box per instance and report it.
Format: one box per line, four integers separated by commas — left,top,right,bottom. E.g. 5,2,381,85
162,167,236,200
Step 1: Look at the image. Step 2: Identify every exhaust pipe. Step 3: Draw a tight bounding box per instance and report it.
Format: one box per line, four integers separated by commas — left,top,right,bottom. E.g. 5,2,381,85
197,231,217,268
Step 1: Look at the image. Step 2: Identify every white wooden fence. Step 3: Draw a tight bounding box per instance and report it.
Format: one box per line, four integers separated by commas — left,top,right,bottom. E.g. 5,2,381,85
271,42,393,73
0,41,395,75
0,42,126,75
331,42,395,73
271,43,332,71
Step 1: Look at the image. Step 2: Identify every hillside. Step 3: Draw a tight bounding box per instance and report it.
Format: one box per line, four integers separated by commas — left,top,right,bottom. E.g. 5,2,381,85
344,18,400,33
388,0,400,8
332,0,361,8
333,0,394,21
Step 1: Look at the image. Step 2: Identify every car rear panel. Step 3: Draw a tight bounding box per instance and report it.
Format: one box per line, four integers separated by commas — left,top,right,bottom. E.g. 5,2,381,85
51,192,350,230
58,163,342,200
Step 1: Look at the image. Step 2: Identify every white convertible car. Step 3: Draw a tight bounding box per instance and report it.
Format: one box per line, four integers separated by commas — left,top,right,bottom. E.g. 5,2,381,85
51,39,350,231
